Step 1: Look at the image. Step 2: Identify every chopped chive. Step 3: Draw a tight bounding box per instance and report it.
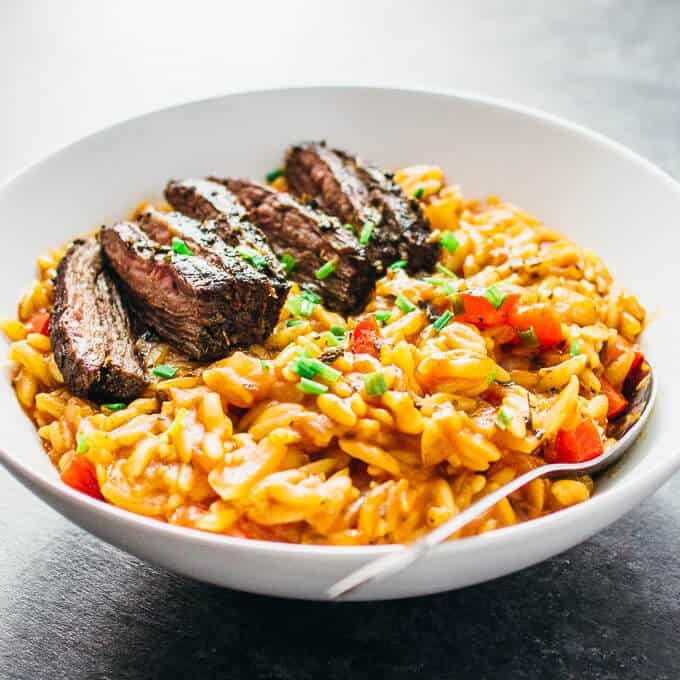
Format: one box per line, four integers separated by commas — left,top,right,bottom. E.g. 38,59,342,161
297,377,329,395
266,168,284,183
286,319,304,327
300,299,315,317
171,237,192,256
279,253,296,276
260,359,272,371
363,371,388,396
315,260,337,280
359,221,375,245
102,403,126,411
342,223,355,233
452,295,465,316
375,310,392,323
433,310,453,332
395,294,416,313
153,364,178,379
435,262,456,277
570,340,581,356
287,295,315,317
496,405,513,430
291,357,318,380
485,284,506,310
76,434,89,454
518,327,540,348
301,288,322,304
439,231,459,253
414,187,425,200
487,368,497,384
236,245,267,269
330,326,346,337
291,357,341,383
389,260,408,271
323,331,341,347
424,277,457,296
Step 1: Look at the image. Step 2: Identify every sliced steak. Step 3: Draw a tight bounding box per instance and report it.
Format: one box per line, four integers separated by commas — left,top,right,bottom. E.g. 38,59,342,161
100,221,284,361
285,142,440,274
211,178,374,314
51,238,147,402
136,206,289,334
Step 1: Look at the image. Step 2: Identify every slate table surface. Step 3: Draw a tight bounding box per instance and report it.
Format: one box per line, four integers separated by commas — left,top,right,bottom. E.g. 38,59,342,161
2,1,679,678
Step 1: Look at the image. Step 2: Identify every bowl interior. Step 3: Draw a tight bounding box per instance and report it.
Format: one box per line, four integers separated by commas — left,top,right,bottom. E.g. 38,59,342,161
1,86,678,503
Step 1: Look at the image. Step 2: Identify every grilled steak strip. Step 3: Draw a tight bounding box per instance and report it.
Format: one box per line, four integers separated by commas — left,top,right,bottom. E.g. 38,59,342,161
196,178,375,314
137,206,289,334
285,142,439,274
51,238,147,402
101,222,283,361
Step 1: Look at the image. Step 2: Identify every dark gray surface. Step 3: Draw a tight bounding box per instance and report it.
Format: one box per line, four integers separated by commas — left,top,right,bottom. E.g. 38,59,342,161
2,3,680,679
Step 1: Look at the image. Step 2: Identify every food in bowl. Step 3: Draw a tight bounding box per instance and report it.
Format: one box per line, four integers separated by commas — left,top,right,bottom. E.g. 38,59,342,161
1,142,648,545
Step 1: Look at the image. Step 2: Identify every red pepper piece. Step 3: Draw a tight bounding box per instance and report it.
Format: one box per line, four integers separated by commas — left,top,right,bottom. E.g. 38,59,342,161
553,419,604,463
60,456,104,500
350,316,382,358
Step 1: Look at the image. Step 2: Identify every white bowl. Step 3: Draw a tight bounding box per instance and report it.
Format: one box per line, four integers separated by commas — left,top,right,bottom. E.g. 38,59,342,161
1,87,679,601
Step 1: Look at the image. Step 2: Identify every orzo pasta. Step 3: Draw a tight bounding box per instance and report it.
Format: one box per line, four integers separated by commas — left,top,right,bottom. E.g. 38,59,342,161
2,163,648,545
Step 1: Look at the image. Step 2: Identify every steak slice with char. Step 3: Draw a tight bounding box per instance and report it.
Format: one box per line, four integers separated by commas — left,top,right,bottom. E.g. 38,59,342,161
51,238,147,402
136,206,289,334
198,178,374,314
101,221,285,361
285,142,440,274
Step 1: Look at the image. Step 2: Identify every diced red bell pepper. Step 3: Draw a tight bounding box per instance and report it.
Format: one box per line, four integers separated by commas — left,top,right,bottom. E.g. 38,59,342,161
509,304,563,348
61,456,104,500
553,419,604,463
604,334,644,374
350,316,382,357
30,311,51,336
599,377,628,418
457,291,520,329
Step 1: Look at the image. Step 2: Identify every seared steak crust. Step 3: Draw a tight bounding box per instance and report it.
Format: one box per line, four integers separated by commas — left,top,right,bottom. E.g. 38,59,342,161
101,221,285,361
51,238,147,402
217,178,375,314
285,142,439,273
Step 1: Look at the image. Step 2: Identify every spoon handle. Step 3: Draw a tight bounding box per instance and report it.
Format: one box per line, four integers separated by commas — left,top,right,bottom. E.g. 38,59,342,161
326,463,565,600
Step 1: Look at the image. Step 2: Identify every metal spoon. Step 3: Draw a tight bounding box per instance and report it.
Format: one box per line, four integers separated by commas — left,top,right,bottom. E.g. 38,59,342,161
327,367,655,600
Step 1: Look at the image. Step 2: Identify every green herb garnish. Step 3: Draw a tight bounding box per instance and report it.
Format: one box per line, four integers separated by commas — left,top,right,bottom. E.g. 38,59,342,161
496,406,513,430
279,253,296,276
395,294,417,313
414,187,425,199
389,260,408,271
363,371,388,396
236,245,267,269
433,310,453,332
315,260,337,280
359,221,375,245
487,368,497,384
297,377,329,395
342,223,355,233
266,168,284,183
102,403,126,412
518,327,540,348
375,311,392,323
171,237,192,256
291,357,341,383
570,340,581,356
76,434,89,454
485,284,506,310
323,331,341,347
153,364,178,379
439,231,459,253
330,326,346,337
435,262,456,277
286,319,304,327
301,289,322,304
